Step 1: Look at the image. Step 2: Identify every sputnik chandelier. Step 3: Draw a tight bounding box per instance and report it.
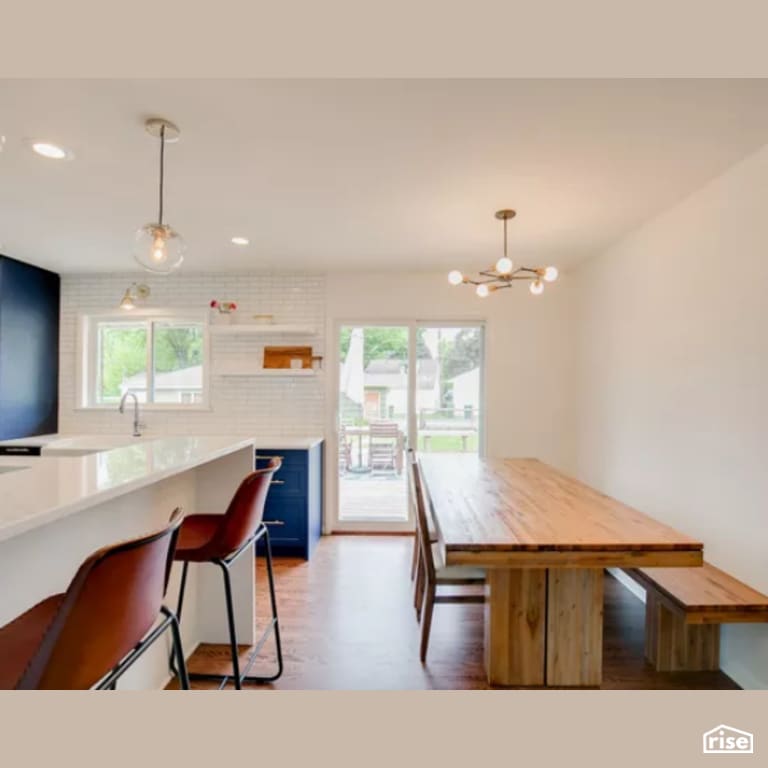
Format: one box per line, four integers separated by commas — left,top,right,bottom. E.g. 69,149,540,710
448,209,558,297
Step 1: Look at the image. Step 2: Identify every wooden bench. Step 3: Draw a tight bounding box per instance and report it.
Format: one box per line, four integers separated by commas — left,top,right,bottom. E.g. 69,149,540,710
625,564,768,672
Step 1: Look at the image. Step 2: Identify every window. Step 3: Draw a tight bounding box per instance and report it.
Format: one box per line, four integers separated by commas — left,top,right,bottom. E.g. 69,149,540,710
81,313,208,408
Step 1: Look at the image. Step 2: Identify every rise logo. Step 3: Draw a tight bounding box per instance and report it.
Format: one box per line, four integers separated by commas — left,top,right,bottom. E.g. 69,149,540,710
703,725,754,755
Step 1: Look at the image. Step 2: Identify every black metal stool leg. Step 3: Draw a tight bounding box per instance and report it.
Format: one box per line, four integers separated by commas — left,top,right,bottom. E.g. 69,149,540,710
96,609,188,691
220,561,243,690
181,527,284,689
176,561,189,621
169,561,189,678
163,606,190,690
256,526,284,681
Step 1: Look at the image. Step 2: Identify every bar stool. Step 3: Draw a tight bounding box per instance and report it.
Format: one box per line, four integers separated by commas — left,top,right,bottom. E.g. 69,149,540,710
0,509,189,690
173,458,283,690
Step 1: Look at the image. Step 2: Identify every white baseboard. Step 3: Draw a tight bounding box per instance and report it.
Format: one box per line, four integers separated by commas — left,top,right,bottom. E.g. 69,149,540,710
606,566,646,603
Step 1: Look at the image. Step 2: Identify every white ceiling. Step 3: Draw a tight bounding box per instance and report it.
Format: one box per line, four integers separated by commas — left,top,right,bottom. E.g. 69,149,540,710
2,79,768,275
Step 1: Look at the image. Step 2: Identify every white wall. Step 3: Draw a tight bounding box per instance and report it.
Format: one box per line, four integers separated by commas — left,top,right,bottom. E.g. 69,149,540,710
573,143,768,689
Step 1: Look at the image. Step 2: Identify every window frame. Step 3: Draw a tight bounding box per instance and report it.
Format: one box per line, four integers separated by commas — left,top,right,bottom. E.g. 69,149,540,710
77,308,211,411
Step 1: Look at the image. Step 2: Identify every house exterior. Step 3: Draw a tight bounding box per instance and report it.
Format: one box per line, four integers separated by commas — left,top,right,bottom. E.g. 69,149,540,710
362,358,439,420
448,366,480,414
121,365,203,404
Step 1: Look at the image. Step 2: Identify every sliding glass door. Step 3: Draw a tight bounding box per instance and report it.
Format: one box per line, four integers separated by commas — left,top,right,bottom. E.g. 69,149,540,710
334,321,484,530
337,325,411,523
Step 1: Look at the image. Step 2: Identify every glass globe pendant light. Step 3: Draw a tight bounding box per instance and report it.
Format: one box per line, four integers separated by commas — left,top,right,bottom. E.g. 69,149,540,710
133,118,185,274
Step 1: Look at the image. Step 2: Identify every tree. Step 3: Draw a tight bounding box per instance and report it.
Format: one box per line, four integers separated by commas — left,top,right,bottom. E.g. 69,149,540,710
154,327,203,372
99,324,203,399
339,327,431,367
439,328,481,381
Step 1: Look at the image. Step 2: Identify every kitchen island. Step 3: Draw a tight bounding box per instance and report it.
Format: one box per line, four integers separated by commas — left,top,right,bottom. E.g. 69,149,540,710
0,436,259,689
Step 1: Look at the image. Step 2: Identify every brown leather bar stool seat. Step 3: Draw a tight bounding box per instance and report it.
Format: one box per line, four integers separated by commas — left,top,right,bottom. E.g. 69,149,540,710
172,458,283,690
0,509,189,690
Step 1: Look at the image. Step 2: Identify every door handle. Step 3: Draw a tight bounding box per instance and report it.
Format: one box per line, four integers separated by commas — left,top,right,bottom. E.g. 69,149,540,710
263,519,285,526
271,479,286,485
256,454,285,461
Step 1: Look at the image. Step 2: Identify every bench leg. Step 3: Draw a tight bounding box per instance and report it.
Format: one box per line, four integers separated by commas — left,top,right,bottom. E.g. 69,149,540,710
645,592,720,672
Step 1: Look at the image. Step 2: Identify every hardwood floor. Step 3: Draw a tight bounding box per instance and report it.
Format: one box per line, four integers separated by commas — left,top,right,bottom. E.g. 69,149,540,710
175,535,739,690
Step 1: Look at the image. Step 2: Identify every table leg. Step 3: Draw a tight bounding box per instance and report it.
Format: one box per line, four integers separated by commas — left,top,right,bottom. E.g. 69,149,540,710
545,568,604,687
485,569,546,686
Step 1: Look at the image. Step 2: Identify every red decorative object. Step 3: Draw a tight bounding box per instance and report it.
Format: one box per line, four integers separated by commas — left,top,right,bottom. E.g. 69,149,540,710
210,299,238,314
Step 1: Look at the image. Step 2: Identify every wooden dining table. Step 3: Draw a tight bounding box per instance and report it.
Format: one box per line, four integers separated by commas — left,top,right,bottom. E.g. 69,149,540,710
418,455,703,687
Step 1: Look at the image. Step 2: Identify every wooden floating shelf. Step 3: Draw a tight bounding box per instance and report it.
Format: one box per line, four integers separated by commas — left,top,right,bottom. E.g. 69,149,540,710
215,367,318,377
209,324,317,336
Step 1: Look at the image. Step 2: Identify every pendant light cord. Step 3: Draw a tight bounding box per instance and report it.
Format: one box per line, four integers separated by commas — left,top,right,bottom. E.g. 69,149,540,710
158,124,165,227
503,215,507,258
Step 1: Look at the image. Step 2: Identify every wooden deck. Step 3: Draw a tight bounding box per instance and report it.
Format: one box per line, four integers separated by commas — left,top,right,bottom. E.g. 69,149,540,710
339,474,408,521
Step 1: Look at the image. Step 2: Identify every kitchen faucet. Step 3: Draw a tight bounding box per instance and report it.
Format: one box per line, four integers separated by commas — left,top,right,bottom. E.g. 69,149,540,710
118,391,145,437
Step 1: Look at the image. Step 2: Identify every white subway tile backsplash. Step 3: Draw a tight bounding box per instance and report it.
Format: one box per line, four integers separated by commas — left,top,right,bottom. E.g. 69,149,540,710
59,273,326,438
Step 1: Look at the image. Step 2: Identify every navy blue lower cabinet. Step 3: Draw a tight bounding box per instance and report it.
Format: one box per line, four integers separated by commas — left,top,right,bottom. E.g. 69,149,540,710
255,442,323,560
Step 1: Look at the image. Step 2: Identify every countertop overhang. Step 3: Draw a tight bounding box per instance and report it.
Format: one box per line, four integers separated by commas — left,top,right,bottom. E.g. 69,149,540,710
0,436,259,544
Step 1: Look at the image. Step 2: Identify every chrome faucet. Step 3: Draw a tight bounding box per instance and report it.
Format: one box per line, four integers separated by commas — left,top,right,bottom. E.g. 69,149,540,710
118,391,144,437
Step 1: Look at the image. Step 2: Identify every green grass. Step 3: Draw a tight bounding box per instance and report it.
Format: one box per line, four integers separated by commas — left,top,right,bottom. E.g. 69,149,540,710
417,434,478,453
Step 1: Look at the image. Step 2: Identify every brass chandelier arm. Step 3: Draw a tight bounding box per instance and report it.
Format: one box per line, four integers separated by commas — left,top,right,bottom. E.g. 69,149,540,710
479,269,540,282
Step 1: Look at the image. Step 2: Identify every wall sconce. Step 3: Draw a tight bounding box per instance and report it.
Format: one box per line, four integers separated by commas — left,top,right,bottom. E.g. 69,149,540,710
119,283,151,310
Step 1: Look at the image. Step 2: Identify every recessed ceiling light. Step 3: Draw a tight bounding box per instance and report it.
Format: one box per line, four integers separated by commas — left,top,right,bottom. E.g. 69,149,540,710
231,236,249,246
30,141,72,160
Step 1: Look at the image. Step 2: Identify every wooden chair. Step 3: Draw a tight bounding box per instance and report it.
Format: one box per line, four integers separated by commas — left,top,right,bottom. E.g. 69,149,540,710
408,448,436,590
409,456,485,662
368,421,401,474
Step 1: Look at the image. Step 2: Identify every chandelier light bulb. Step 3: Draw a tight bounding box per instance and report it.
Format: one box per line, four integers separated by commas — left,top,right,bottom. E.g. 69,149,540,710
543,266,559,282
530,279,544,295
476,284,490,298
448,270,464,286
495,256,513,275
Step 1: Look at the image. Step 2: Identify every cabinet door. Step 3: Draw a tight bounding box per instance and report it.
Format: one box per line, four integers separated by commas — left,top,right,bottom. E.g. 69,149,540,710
256,449,308,495
262,496,307,549
0,257,60,440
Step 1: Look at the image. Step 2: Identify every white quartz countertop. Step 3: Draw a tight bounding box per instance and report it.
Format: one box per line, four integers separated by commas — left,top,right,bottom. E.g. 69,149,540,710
0,434,325,451
252,436,324,450
0,436,257,544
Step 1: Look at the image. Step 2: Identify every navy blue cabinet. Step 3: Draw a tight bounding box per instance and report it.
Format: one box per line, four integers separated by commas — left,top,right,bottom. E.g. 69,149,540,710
255,442,323,559
0,256,60,440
